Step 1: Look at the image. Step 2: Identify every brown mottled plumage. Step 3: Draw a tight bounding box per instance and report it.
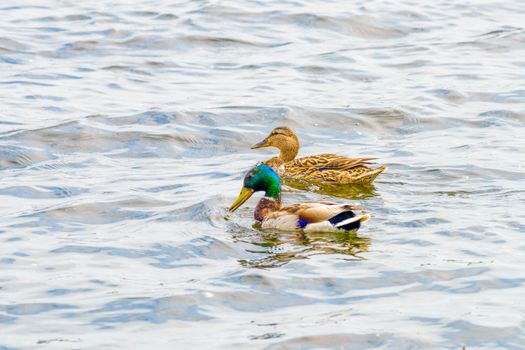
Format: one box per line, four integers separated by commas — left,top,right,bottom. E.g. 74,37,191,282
252,127,386,185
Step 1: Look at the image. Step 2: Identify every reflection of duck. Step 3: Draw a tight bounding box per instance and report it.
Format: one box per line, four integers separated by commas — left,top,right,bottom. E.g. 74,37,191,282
252,126,386,184
283,178,377,200
238,229,371,268
229,164,370,232
297,230,371,254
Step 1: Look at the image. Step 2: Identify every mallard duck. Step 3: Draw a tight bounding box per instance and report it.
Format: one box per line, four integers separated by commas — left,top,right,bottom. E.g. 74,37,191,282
251,126,386,184
229,164,370,232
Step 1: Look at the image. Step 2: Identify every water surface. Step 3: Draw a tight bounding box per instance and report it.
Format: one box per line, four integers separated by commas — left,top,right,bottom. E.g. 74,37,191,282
1,0,525,349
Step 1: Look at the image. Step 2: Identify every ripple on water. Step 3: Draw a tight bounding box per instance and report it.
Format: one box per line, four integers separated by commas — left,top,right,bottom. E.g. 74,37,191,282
1,0,525,349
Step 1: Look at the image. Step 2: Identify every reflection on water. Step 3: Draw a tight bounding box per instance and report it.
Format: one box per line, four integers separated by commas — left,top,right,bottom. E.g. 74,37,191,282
1,0,525,348
284,178,378,200
235,225,371,268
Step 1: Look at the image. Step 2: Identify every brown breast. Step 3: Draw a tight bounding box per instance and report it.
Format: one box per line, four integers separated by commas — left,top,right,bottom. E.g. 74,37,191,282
254,197,281,222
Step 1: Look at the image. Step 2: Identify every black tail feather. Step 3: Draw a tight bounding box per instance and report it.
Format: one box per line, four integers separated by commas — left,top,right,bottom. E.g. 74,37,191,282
328,211,361,231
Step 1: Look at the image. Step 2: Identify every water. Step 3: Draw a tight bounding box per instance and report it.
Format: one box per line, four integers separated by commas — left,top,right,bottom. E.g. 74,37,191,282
1,0,525,348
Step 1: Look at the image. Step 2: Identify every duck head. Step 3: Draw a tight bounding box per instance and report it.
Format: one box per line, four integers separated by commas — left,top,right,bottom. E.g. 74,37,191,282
229,164,281,212
251,126,299,162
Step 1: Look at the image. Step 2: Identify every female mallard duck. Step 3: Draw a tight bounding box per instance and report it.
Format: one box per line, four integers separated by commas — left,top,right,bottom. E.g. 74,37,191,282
251,126,386,184
229,164,370,232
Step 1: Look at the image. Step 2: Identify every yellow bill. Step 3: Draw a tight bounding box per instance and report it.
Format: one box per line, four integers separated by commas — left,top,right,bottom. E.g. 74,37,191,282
228,187,255,212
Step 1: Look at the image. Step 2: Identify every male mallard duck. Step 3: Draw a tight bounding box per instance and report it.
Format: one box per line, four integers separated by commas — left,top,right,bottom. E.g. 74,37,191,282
229,164,370,232
251,126,386,184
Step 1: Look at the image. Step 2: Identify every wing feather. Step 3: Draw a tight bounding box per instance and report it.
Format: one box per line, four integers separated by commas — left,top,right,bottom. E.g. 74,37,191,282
289,154,377,171
295,203,365,223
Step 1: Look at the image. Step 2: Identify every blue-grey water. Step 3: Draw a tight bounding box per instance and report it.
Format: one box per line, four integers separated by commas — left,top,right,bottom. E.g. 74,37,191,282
1,0,525,349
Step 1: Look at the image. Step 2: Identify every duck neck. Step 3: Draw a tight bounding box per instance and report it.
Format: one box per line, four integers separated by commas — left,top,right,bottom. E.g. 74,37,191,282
265,181,281,202
265,156,284,171
278,136,299,162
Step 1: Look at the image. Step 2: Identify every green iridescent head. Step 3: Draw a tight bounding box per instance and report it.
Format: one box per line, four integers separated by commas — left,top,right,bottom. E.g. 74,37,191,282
229,163,281,212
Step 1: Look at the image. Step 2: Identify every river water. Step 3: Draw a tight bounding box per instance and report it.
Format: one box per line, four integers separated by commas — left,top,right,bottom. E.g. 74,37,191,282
1,0,524,349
